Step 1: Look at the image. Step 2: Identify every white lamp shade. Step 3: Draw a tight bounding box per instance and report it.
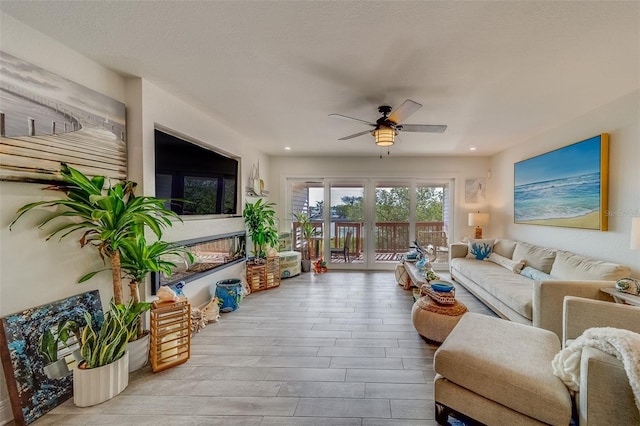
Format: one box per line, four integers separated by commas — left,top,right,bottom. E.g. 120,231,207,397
468,212,489,227
631,217,640,250
373,126,395,146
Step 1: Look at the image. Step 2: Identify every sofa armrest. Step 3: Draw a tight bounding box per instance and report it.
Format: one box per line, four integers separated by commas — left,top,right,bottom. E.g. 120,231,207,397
533,280,614,338
563,296,640,343
449,243,467,260
577,346,639,426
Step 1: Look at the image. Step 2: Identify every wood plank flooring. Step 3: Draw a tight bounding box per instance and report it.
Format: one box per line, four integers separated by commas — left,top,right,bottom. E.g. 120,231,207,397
33,271,496,426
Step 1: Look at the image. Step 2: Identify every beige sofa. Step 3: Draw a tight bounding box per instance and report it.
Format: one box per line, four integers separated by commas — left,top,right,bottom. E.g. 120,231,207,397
434,296,640,425
449,239,630,338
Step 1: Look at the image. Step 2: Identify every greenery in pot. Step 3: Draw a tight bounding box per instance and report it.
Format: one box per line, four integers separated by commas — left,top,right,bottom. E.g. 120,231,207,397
80,300,140,369
242,198,279,259
294,212,320,261
9,163,181,305
118,230,193,338
39,319,78,364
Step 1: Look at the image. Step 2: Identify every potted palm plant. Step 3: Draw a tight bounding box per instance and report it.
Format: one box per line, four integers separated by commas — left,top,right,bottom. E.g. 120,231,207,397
294,212,320,272
242,198,279,261
9,163,181,305
118,231,193,371
73,300,138,407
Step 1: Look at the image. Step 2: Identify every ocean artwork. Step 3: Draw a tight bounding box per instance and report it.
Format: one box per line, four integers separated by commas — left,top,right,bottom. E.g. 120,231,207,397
514,134,608,230
0,51,126,183
0,291,103,425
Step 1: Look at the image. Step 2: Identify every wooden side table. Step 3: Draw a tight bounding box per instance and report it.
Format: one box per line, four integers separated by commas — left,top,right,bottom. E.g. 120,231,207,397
600,287,640,307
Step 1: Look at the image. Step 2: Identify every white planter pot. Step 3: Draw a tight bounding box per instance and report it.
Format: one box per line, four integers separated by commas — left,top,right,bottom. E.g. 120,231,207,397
43,358,70,380
127,332,150,372
73,351,129,407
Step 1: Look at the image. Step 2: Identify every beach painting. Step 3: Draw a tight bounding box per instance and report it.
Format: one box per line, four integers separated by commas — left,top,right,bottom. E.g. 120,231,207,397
0,51,126,183
514,134,608,230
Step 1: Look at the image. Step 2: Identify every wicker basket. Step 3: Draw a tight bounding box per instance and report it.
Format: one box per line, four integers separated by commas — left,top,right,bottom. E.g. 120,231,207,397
246,257,281,292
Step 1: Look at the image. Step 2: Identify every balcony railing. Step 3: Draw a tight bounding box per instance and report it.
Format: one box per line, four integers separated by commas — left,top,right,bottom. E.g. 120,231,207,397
291,221,447,261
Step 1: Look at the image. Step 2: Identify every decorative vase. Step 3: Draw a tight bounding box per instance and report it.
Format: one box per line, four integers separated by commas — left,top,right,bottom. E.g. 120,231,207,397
127,332,150,372
43,358,70,380
73,351,129,407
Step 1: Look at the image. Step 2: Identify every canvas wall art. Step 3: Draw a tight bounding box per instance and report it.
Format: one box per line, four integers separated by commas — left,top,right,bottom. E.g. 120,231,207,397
514,134,609,230
465,178,486,203
0,51,126,183
0,291,103,425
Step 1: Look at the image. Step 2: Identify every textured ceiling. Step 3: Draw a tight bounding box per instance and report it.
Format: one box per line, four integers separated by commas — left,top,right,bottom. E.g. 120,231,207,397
1,1,638,157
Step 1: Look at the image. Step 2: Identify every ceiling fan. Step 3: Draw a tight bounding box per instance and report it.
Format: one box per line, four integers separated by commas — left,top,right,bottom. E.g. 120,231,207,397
329,99,446,147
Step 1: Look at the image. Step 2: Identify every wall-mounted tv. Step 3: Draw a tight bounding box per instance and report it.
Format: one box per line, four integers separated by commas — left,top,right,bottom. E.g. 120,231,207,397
154,129,239,216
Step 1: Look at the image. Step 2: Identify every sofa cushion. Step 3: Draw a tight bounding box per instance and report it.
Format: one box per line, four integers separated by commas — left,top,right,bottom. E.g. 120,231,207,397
550,250,631,280
520,266,554,281
493,239,518,259
486,253,525,273
512,242,556,274
434,313,571,425
466,239,494,260
452,258,533,319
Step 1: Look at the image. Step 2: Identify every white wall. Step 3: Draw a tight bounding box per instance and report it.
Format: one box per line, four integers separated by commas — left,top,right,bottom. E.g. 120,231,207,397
490,89,640,276
0,14,266,424
268,155,492,245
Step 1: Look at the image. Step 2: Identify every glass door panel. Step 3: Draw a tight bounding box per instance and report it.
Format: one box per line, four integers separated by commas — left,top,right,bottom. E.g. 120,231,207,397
374,184,410,264
415,183,448,267
289,180,324,258
329,183,364,265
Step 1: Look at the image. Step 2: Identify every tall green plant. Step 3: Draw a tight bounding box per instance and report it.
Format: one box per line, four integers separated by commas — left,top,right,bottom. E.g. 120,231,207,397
118,231,193,338
9,163,181,304
243,199,279,258
293,212,320,260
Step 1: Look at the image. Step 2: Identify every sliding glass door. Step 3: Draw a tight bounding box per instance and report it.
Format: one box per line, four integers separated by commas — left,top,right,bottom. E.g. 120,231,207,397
286,178,451,270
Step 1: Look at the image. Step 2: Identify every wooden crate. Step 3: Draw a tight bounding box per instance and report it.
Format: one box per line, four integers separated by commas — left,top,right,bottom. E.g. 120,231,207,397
149,300,191,373
247,257,281,292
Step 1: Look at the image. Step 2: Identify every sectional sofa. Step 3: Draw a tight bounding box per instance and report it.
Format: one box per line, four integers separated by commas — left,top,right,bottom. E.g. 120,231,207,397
449,239,631,338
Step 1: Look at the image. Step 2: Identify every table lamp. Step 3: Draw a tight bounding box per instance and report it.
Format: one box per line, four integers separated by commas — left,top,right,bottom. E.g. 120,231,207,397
469,212,489,239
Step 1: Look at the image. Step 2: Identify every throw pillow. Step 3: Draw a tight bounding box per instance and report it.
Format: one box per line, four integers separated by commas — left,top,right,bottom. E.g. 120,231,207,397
520,266,554,281
486,253,525,274
466,239,494,260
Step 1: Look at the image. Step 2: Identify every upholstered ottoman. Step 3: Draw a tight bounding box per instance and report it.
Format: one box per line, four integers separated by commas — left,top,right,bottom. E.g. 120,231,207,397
433,313,572,425
411,296,467,343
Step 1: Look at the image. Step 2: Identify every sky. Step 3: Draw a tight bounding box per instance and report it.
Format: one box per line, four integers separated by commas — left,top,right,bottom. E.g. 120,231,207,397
514,135,603,187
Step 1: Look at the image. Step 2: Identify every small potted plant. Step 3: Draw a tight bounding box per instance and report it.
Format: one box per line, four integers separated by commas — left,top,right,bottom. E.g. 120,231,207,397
73,300,138,407
39,320,78,379
294,212,320,272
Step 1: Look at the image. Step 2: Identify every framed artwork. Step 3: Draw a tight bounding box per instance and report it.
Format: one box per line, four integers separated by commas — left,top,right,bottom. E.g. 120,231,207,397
0,291,103,425
465,178,486,203
0,51,126,183
514,134,609,230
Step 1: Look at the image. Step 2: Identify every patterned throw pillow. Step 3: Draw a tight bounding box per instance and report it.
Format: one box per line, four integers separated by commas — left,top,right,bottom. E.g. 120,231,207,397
466,239,494,260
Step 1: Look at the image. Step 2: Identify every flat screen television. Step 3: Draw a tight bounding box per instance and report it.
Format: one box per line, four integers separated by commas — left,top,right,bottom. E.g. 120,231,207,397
154,129,239,215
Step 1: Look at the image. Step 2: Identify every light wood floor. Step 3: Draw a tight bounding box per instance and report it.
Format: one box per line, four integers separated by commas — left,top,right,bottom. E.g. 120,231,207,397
34,271,496,426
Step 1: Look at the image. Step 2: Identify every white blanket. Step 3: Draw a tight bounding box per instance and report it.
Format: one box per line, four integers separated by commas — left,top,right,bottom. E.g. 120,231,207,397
552,327,640,414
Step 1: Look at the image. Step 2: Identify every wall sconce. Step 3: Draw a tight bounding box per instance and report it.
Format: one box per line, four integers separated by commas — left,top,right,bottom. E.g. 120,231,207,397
373,125,396,147
468,212,489,239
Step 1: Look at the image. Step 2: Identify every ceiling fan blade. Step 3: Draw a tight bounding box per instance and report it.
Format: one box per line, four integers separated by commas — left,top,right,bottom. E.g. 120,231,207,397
400,124,447,133
388,99,422,123
329,113,376,126
338,130,373,140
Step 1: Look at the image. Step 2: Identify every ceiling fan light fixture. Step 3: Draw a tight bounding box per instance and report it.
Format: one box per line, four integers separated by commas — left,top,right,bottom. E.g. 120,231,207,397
373,126,396,147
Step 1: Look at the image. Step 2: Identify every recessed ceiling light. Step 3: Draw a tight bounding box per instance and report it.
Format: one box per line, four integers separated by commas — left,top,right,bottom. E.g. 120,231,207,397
469,147,477,151
284,147,291,150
